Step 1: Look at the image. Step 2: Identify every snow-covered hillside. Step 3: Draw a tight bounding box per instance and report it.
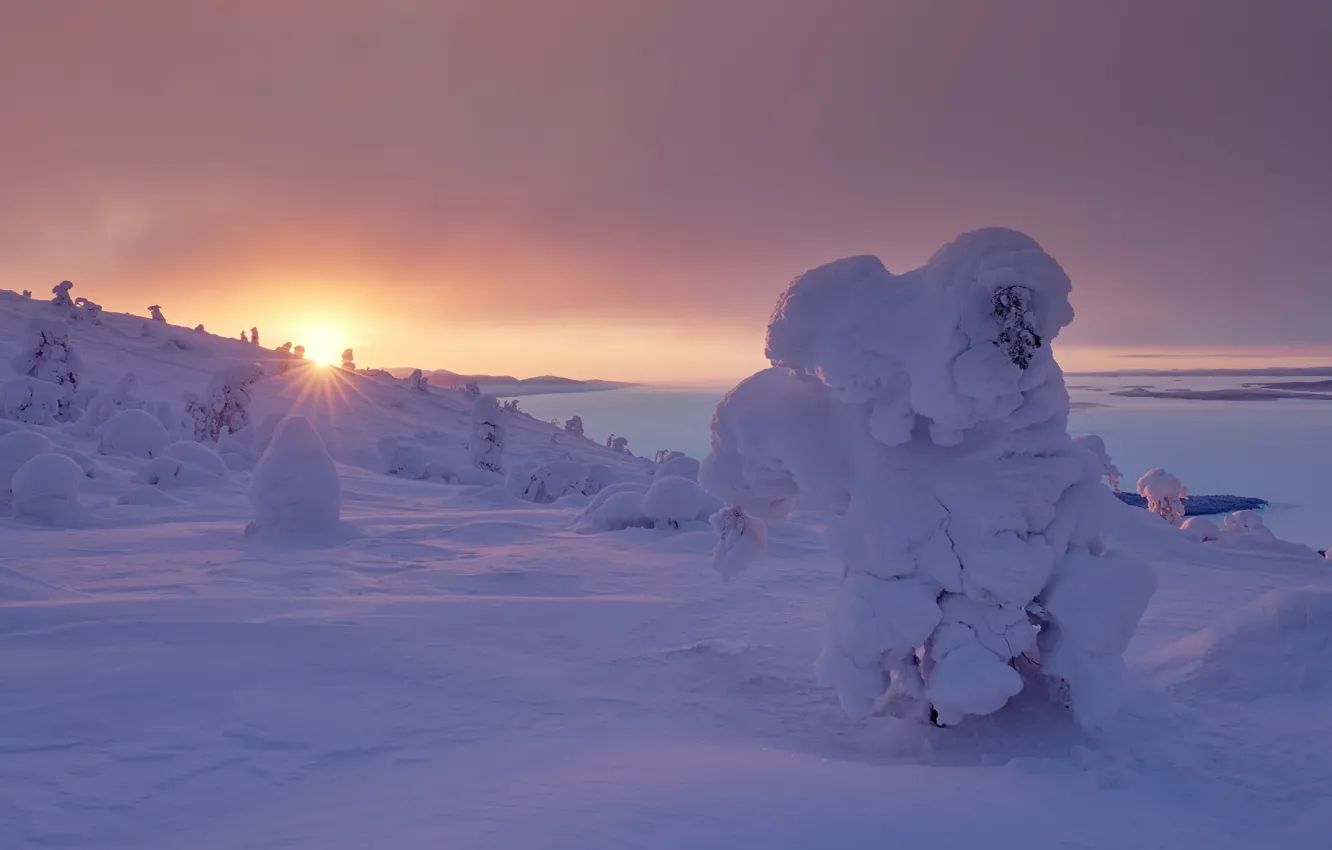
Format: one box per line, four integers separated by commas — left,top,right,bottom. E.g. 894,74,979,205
2,285,1330,848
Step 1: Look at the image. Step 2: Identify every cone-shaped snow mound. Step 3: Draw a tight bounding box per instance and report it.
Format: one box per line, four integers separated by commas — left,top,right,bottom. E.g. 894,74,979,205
246,415,349,542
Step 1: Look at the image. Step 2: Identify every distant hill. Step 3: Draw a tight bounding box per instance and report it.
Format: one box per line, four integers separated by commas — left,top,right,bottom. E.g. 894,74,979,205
385,367,635,396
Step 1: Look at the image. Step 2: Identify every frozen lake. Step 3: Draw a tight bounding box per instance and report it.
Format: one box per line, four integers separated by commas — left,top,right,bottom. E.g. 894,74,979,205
516,376,1332,549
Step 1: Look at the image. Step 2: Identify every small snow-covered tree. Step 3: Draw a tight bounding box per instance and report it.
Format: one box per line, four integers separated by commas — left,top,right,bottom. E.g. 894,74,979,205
183,362,265,441
293,345,306,360
700,228,1156,728
564,415,584,437
502,398,520,411
240,331,249,342
11,318,81,421
1137,468,1187,525
85,372,145,426
246,416,344,539
251,327,259,345
710,506,767,580
605,434,630,454
408,369,429,391
1072,434,1122,492
74,297,102,325
194,324,206,332
468,395,505,473
462,380,481,400
341,349,355,371
148,304,166,322
51,280,75,309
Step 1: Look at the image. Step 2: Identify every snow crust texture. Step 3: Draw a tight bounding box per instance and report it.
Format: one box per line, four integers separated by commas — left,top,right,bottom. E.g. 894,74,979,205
701,227,1156,726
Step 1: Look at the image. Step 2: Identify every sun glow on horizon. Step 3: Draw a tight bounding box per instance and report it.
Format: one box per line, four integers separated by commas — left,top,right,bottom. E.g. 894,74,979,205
299,323,347,367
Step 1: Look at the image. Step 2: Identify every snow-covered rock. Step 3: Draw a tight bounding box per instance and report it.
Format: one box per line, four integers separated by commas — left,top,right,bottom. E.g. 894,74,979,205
246,416,347,540
701,227,1155,726
11,453,87,527
99,408,170,458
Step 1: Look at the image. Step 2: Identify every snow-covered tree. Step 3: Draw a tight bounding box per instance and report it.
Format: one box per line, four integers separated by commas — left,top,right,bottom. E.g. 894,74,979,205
710,505,767,580
463,380,481,400
564,415,584,437
240,331,249,343
502,398,520,411
246,416,344,539
468,395,505,473
11,318,81,421
194,324,206,333
341,349,355,371
409,369,429,391
183,363,265,442
293,345,306,360
10,453,86,527
1137,468,1187,525
1,430,53,513
1072,434,1122,492
605,434,630,454
21,290,31,298
74,297,102,325
251,327,259,346
700,228,1156,728
148,305,166,322
99,409,170,458
51,280,75,309
84,372,145,426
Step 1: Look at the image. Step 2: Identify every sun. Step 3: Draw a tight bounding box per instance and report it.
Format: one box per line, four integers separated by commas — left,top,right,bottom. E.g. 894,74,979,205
300,323,345,367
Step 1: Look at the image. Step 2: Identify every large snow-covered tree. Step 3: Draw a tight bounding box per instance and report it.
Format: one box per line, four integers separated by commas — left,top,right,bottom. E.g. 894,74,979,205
183,363,265,442
468,395,505,473
699,228,1156,727
11,318,82,422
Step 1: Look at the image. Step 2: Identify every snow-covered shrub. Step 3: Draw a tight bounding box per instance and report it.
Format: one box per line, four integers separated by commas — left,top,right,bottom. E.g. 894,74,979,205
655,453,700,481
409,369,429,391
1,377,69,425
1072,434,1122,492
246,416,345,540
710,506,768,580
293,345,306,360
99,408,170,458
469,395,505,473
1222,510,1272,537
163,439,229,477
84,373,145,427
462,380,481,400
341,349,355,370
51,280,75,308
74,297,102,324
0,429,53,513
574,476,718,531
502,399,520,412
148,304,165,322
10,453,86,526
700,228,1156,727
377,436,433,480
133,451,222,488
641,475,722,529
1137,468,1187,525
251,327,260,346
11,318,81,421
516,461,618,503
564,415,584,437
194,324,206,333
240,331,249,343
183,363,264,441
1180,516,1220,542
606,434,630,454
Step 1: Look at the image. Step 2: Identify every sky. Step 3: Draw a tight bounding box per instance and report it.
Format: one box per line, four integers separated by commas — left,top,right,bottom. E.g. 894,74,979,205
2,1,1329,381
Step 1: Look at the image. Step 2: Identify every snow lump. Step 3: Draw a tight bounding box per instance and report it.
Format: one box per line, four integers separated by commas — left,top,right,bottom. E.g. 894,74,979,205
246,416,348,541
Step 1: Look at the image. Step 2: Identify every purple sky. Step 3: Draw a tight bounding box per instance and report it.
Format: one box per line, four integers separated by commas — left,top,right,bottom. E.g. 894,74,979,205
2,1,1329,379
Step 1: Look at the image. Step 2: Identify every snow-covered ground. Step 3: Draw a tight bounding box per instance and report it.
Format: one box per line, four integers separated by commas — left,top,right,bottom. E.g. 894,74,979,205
2,289,1330,848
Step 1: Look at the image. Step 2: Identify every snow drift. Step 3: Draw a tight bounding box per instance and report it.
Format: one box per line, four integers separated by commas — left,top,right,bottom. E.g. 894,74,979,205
700,227,1156,726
